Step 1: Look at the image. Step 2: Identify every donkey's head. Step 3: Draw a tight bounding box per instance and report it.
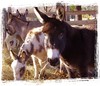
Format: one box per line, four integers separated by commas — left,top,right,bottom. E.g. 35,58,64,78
6,9,28,35
34,7,66,65
10,41,32,80
10,50,26,80
6,12,16,35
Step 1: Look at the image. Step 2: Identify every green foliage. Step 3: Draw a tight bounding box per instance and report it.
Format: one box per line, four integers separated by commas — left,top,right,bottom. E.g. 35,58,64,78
70,5,76,11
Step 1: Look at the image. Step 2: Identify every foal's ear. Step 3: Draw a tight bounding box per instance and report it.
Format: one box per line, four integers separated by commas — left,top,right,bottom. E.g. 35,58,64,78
34,7,49,24
10,50,18,60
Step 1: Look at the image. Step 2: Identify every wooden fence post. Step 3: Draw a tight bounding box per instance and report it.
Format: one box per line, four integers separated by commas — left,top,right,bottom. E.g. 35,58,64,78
76,6,82,20
2,8,8,41
66,6,70,21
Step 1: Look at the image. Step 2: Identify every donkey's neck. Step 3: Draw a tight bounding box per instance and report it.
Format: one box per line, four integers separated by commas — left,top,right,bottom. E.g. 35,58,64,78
14,17,28,27
13,17,29,40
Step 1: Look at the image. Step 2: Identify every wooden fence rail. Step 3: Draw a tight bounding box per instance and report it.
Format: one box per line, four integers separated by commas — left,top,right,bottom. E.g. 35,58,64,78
45,10,97,27
67,19,97,25
66,10,97,15
65,10,97,28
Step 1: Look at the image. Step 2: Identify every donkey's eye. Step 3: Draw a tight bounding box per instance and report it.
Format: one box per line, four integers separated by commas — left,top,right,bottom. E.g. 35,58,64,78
54,27,57,30
58,33,63,39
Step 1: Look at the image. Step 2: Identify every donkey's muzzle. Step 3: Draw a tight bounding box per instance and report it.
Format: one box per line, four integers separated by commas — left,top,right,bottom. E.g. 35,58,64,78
48,58,60,66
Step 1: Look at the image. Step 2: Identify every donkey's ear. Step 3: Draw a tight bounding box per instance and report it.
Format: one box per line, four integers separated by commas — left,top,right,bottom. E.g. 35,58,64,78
34,7,49,24
16,9,20,16
10,50,18,60
24,9,28,16
8,12,12,18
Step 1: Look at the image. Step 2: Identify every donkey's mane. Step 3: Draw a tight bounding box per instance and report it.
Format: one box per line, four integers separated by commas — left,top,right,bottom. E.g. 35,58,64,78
12,15,29,25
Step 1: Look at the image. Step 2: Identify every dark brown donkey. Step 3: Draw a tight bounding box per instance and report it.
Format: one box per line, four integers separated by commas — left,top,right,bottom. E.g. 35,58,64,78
34,7,97,78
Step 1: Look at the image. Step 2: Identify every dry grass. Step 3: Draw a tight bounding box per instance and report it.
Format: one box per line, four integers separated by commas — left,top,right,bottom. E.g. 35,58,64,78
22,66,69,80
2,64,14,80
2,47,69,80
